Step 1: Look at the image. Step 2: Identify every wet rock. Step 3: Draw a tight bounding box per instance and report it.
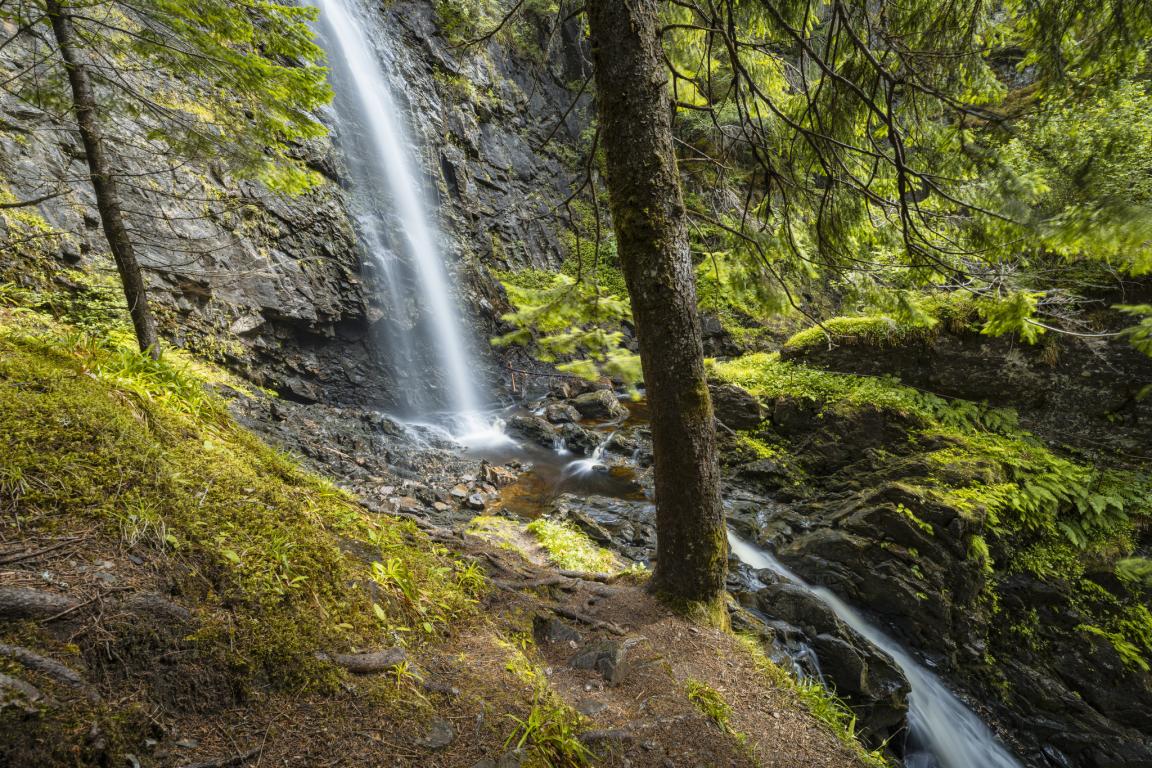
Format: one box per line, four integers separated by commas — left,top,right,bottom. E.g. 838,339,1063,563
466,493,488,510
554,495,655,562
556,422,602,456
571,390,627,421
709,382,764,430
544,402,581,424
507,415,559,448
753,582,909,736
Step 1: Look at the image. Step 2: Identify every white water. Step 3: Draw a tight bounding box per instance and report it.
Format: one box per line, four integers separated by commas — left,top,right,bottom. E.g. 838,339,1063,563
564,431,613,476
728,532,1023,768
314,0,492,437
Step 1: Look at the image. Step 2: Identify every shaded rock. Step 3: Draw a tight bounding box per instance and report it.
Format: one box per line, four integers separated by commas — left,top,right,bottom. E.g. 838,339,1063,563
533,616,582,646
543,403,581,424
571,390,627,420
569,639,633,686
709,382,764,430
734,459,790,494
417,716,455,750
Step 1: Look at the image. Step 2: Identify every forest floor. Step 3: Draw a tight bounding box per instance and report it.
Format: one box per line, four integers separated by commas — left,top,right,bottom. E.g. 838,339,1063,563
0,307,874,768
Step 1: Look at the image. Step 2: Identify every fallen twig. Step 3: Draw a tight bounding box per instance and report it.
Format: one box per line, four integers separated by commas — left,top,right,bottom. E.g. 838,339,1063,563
177,747,259,768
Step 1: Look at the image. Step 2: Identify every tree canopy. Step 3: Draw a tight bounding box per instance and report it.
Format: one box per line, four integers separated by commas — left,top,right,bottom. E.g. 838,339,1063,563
495,0,1152,376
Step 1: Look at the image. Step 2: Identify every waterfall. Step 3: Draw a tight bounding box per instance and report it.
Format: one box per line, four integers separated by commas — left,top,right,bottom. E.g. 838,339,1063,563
313,0,482,424
728,532,1023,768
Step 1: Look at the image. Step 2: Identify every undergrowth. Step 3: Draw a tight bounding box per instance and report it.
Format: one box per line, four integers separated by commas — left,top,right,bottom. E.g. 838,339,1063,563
716,352,1152,670
0,308,484,691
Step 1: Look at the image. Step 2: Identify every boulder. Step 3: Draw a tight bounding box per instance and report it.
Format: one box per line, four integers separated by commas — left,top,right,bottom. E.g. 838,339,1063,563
709,382,764,429
543,402,581,424
571,390,627,421
507,415,558,448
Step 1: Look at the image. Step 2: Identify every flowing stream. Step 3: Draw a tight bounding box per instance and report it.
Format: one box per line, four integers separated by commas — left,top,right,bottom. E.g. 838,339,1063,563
728,532,1023,768
313,0,487,431
313,4,1027,762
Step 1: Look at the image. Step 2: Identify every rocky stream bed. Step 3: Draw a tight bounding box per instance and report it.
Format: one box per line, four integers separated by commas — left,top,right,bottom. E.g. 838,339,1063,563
230,374,1152,768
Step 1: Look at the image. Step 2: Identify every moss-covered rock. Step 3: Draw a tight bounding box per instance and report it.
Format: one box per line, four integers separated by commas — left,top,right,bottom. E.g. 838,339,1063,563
714,352,1152,766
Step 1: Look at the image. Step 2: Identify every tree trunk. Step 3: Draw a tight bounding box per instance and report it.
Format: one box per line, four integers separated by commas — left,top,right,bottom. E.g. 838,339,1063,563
586,0,727,608
46,0,160,359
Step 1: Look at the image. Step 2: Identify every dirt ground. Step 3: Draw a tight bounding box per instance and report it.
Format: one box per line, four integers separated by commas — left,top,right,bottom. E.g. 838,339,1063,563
1,523,867,768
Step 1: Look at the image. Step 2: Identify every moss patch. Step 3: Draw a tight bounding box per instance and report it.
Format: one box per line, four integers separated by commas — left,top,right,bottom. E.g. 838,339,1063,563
716,351,1152,671
0,309,483,690
525,518,618,573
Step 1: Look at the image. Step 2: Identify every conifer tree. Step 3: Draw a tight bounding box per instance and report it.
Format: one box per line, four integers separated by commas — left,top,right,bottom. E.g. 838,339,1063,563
1,0,331,357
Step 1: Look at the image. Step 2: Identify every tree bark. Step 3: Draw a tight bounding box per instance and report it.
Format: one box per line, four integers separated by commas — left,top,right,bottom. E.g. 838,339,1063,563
586,0,727,607
46,0,161,359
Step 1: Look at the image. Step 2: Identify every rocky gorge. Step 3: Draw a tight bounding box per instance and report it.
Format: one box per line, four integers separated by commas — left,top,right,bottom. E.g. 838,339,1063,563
2,1,1151,767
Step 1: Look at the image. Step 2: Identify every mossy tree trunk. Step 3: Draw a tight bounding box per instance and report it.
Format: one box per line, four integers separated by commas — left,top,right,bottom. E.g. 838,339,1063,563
46,0,161,359
586,0,727,607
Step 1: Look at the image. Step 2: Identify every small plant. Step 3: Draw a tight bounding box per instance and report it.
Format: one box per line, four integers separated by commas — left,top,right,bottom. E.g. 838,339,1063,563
685,678,736,733
504,693,593,767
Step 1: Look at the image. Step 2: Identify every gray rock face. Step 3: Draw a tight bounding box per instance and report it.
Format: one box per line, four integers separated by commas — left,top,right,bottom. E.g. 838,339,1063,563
720,392,1152,768
0,0,591,410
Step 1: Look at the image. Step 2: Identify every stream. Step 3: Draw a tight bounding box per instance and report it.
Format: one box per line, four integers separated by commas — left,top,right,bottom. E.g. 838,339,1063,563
728,533,1023,768
460,406,1024,768
312,2,1027,762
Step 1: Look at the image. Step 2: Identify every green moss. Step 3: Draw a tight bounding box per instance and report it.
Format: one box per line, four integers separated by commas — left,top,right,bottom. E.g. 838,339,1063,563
784,315,938,353
783,293,981,354
525,518,618,573
733,433,782,460
0,308,483,694
713,352,931,419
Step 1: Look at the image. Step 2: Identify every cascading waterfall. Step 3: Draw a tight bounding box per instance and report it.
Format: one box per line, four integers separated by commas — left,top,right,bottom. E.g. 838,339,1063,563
728,532,1023,768
313,0,488,432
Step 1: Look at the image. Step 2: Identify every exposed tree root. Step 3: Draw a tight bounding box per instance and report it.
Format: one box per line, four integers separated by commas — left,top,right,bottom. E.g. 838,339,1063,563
0,586,80,620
